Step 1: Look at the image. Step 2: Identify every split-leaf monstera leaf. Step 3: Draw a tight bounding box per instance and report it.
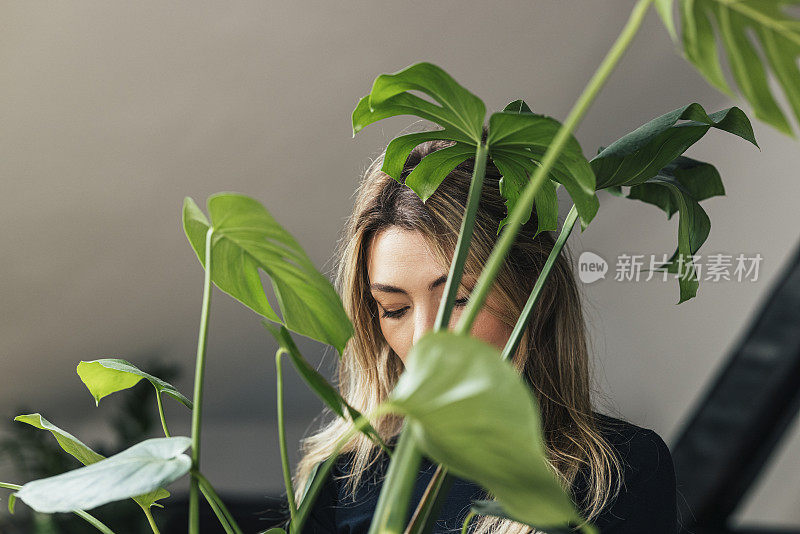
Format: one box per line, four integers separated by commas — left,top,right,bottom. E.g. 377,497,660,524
352,62,598,235
591,102,758,303
655,0,800,138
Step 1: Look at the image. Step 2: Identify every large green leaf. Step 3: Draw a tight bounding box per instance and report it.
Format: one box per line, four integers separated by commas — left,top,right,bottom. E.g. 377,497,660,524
591,103,757,189
352,62,485,143
678,0,800,136
263,323,390,454
183,193,353,355
76,358,192,409
387,331,592,533
591,103,755,303
488,110,597,232
13,415,173,511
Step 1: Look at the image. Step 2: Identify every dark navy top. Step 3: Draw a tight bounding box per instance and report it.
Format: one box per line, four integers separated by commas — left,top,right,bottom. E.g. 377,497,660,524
295,413,677,533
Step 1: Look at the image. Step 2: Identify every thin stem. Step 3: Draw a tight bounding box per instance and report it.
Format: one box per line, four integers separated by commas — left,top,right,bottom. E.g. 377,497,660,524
409,2,654,532
367,422,423,534
143,507,161,534
456,0,654,337
394,142,488,533
199,484,235,534
501,204,578,361
154,389,171,438
195,471,244,534
461,511,476,534
276,348,298,522
291,405,393,534
435,142,489,330
189,227,214,534
0,482,21,490
74,510,117,534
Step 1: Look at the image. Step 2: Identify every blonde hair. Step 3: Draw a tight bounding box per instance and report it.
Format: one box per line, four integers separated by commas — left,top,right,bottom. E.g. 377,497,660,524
292,133,624,532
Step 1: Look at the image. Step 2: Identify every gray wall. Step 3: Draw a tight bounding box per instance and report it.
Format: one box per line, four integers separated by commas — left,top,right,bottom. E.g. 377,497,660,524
1,1,798,528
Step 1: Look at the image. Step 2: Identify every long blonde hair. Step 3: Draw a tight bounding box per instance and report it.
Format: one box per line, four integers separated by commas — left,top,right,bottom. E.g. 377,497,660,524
292,134,624,533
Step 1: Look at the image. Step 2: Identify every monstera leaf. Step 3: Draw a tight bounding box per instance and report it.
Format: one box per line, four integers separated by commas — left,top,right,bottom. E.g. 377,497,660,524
14,414,170,511
183,193,353,355
387,331,595,534
352,63,598,233
591,103,757,303
664,0,800,136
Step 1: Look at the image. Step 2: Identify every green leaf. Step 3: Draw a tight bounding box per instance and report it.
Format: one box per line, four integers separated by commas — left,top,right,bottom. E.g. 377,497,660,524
381,130,465,183
655,0,678,42
680,0,800,136
14,437,189,513
629,171,711,304
404,143,476,202
183,193,353,355
591,103,757,190
264,323,391,455
8,493,17,514
353,62,486,143
502,99,534,114
470,500,596,534
491,153,559,238
388,331,586,530
76,359,192,409
487,111,598,231
14,413,170,510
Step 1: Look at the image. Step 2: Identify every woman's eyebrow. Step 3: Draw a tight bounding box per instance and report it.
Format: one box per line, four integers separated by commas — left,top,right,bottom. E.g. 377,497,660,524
370,274,448,294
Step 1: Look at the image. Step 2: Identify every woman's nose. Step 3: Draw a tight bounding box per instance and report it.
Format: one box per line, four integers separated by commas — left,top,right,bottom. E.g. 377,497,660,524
411,306,438,346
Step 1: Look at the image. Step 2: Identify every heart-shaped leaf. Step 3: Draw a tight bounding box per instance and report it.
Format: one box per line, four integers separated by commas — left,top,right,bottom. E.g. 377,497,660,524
76,359,192,409
678,0,800,136
488,109,598,232
263,323,390,454
183,193,353,355
13,431,187,513
470,500,595,534
591,103,757,190
387,331,590,532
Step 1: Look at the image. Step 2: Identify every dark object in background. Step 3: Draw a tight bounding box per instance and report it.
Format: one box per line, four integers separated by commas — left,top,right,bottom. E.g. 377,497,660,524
673,240,800,534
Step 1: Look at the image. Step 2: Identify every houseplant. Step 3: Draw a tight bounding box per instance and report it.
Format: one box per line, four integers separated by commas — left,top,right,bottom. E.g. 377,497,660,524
2,0,798,532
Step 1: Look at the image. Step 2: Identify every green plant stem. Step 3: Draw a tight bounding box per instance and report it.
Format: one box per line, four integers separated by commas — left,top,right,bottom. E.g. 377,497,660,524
199,484,235,534
367,421,424,534
275,348,298,522
461,511,476,534
436,141,489,329
154,389,171,438
291,405,392,534
75,510,117,534
376,141,488,534
189,227,214,534
501,204,578,361
0,482,20,490
195,471,244,534
408,1,654,532
457,0,653,336
142,507,161,534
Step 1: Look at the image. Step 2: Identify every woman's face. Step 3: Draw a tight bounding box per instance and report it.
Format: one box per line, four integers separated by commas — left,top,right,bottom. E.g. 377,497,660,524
367,226,513,364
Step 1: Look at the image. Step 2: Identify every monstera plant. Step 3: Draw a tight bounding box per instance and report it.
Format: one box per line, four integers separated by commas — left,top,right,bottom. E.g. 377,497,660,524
2,0,798,533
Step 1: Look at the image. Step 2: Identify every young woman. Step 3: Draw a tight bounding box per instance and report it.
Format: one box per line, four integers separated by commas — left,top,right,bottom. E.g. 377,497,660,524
286,136,678,533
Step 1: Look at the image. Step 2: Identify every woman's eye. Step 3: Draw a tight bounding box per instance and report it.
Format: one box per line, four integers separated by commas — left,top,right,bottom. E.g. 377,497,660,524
381,306,408,319
454,296,469,306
